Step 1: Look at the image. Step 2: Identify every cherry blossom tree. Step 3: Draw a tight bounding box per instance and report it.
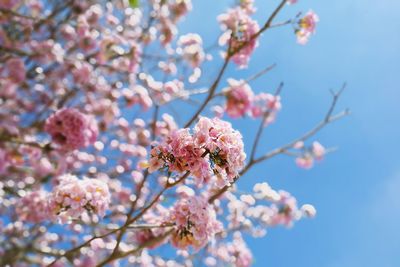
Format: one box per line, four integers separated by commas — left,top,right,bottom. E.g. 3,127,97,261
0,0,348,266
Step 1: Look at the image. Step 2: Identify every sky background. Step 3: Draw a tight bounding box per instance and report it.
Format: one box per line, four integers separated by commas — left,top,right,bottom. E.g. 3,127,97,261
175,0,400,266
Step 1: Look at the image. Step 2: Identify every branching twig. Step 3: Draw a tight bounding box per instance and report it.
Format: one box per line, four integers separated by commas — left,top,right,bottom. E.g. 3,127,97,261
209,84,349,203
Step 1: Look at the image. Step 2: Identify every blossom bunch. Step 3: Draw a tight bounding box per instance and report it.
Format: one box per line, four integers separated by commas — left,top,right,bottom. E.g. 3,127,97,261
149,117,246,187
45,108,98,151
223,79,255,118
209,232,253,267
295,141,326,169
169,196,222,249
221,79,282,123
149,128,209,182
194,117,246,187
177,33,206,68
296,10,320,44
15,190,49,223
218,7,260,68
48,174,110,222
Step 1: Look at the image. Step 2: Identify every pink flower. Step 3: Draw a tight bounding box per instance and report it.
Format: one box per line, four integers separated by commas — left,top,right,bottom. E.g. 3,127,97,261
218,8,260,68
295,155,314,169
16,190,50,223
177,33,205,68
268,191,301,227
72,62,93,85
295,141,325,169
45,108,98,151
48,174,110,222
250,93,281,117
169,0,192,22
215,232,253,267
312,141,325,160
33,157,54,177
61,24,76,40
125,85,153,110
149,128,210,184
212,105,225,118
301,204,317,218
296,10,319,45
239,0,256,14
30,40,65,63
250,93,281,127
194,117,246,187
287,0,298,5
169,196,222,250
154,113,178,137
223,79,254,118
6,58,26,84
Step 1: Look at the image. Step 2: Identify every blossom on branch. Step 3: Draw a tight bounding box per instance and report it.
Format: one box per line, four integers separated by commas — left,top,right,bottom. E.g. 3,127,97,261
218,7,260,68
45,108,99,151
169,195,222,250
48,174,110,222
296,10,319,45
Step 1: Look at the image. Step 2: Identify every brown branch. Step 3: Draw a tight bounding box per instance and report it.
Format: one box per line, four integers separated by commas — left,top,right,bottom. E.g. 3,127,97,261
244,64,277,84
46,228,122,267
183,55,231,128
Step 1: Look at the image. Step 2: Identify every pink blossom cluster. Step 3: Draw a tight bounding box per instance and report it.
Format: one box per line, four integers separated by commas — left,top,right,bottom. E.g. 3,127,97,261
296,10,319,45
48,174,110,222
149,117,246,187
194,117,246,187
0,58,26,100
168,196,222,249
252,183,316,226
208,232,253,267
125,84,153,110
222,183,316,236
45,108,98,151
170,0,192,20
218,7,260,68
3,58,26,84
154,113,178,138
251,92,282,125
223,79,254,118
138,74,188,105
149,128,209,181
15,190,50,223
267,191,303,226
218,79,282,124
177,33,206,68
152,0,193,45
295,141,326,169
30,40,65,64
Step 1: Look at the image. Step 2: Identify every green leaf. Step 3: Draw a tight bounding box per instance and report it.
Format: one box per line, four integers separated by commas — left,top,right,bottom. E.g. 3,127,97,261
129,0,140,8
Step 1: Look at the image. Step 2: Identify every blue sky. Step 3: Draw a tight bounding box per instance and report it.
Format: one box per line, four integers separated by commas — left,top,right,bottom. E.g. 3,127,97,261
177,0,400,266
